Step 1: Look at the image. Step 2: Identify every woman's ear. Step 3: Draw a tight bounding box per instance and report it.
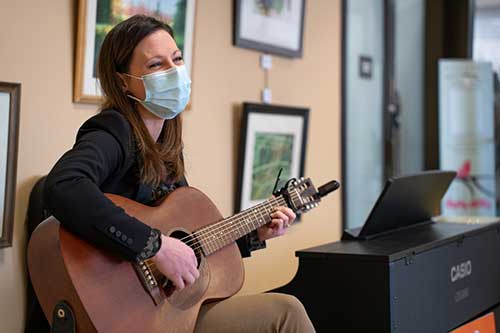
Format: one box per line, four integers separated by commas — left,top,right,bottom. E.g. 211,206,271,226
116,72,129,93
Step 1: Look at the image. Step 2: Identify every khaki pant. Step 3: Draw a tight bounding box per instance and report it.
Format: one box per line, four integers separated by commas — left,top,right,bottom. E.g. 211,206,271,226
195,293,316,332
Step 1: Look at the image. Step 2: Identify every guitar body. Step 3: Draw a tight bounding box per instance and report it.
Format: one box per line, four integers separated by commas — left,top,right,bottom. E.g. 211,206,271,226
28,186,245,332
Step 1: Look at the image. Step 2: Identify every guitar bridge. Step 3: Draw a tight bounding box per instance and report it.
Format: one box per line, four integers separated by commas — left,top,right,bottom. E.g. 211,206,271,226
133,260,165,306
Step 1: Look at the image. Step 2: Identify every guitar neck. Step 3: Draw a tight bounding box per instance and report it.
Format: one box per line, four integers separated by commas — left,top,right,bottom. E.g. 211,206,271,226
196,195,289,256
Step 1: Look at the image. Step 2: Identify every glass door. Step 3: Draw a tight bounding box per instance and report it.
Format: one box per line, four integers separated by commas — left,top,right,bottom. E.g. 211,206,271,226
343,0,385,229
342,0,426,229
392,0,425,176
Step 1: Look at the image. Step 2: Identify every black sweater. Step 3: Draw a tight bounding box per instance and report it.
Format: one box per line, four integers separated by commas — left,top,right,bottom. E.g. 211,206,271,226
43,109,261,260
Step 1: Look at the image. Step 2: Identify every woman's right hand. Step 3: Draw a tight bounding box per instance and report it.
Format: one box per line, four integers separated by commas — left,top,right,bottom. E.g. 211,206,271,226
151,235,199,290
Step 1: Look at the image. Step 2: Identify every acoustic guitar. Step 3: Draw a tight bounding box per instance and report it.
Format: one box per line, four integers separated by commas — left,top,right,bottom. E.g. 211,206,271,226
28,177,339,332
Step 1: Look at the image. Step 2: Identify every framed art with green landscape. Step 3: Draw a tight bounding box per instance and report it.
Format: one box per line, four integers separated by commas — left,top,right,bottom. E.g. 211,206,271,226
235,103,309,215
74,0,196,103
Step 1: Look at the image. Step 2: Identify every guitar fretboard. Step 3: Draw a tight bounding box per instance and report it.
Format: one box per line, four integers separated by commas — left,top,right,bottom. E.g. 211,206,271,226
195,196,288,255
142,177,329,284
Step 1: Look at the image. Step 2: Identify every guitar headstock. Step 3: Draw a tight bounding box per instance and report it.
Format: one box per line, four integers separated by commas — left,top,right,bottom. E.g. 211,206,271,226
280,177,340,214
284,178,320,213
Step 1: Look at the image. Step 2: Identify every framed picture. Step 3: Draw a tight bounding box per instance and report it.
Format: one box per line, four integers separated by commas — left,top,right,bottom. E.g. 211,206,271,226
0,82,20,248
74,0,196,103
233,0,306,58
235,102,309,214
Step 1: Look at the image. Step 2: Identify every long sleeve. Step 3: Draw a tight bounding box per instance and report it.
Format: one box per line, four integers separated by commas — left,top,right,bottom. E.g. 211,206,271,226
236,231,266,258
43,113,152,261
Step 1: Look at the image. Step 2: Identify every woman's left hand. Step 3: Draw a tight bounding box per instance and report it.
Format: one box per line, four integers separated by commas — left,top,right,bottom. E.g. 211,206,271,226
257,206,296,241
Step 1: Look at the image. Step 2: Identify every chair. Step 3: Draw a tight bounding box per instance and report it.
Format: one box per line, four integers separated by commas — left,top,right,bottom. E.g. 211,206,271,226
25,176,51,333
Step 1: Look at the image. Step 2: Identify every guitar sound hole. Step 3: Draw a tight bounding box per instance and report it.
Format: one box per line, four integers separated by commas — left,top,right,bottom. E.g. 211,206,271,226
169,230,203,268
162,229,204,297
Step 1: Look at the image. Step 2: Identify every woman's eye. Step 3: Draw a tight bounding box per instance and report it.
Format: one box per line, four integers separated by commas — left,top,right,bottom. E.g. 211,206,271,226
149,62,161,69
174,56,184,64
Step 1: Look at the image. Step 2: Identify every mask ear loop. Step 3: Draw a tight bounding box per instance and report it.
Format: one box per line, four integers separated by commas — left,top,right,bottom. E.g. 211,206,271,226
121,72,146,103
127,94,143,103
122,72,143,80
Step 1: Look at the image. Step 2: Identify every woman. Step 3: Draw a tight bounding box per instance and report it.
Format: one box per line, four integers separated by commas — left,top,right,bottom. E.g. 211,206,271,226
42,15,315,332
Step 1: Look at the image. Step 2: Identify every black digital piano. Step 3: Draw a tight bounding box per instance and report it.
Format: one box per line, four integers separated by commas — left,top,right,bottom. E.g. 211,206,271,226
274,171,500,332
275,221,500,332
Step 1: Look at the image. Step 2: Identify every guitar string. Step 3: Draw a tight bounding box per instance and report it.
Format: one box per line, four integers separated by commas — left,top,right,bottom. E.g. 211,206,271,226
186,195,287,241
183,180,308,245
175,197,287,255
177,196,287,248
142,197,283,275
142,200,284,277
193,196,287,245
143,208,295,285
144,190,306,273
142,203,287,278
155,191,299,255
181,195,290,251
168,190,300,255
143,197,309,283
196,187,306,244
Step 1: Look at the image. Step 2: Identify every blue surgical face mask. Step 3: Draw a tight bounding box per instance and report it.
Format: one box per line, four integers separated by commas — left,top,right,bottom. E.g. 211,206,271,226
124,65,191,119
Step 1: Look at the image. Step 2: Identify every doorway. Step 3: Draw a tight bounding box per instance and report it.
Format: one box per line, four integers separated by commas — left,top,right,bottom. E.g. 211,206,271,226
342,0,475,229
342,0,426,229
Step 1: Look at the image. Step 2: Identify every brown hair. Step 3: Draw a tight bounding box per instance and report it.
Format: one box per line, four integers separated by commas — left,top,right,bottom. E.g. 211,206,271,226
97,15,184,187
